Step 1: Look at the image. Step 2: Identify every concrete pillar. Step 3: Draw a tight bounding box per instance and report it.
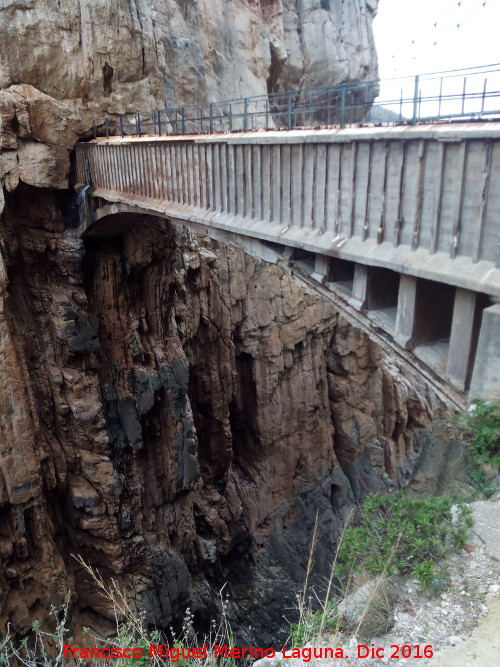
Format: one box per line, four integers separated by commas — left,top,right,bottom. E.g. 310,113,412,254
349,264,368,309
262,145,271,222
244,145,253,218
198,145,207,209
314,145,327,233
213,144,222,211
311,254,328,284
253,145,262,220
235,145,244,216
281,146,291,224
206,145,215,210
227,144,236,214
302,145,315,230
469,304,500,400
220,143,228,212
447,288,478,391
193,144,200,207
172,145,180,203
291,145,303,227
396,274,418,349
271,146,281,223
165,145,173,202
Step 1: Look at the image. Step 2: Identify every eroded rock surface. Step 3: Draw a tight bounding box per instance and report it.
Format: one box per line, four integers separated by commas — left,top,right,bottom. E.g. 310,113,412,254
0,1,378,111
0,195,448,643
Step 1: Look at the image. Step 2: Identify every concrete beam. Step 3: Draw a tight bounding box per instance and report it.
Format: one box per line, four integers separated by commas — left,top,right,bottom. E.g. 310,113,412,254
396,274,418,349
349,264,368,310
447,288,477,391
469,304,500,401
311,254,329,284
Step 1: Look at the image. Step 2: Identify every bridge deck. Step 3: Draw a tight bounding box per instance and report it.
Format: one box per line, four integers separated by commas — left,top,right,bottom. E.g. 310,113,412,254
75,124,500,397
77,124,500,297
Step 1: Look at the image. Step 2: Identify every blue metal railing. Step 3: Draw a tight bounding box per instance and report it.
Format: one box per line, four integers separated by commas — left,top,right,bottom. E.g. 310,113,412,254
92,64,500,139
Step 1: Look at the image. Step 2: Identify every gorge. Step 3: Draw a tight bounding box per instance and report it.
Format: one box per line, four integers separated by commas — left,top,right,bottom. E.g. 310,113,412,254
0,0,467,649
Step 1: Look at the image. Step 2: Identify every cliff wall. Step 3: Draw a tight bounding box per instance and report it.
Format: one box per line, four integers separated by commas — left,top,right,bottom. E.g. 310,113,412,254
0,0,378,113
0,199,444,643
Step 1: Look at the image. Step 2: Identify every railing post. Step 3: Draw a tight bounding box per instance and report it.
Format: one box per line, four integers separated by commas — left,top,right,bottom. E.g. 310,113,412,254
438,78,443,118
210,103,214,133
461,76,467,115
412,75,419,125
244,98,249,131
104,119,109,138
181,106,186,134
93,122,96,139
340,85,346,128
287,91,292,130
157,110,162,136
481,78,487,115
137,113,141,136
119,116,124,138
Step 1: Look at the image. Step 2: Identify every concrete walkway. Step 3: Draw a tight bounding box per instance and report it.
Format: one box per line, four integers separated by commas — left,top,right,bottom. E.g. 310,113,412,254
431,497,500,667
430,594,500,666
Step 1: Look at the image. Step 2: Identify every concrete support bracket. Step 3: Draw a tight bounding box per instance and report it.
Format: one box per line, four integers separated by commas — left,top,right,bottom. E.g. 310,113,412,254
396,274,418,349
469,304,500,401
447,288,477,391
311,254,329,284
349,264,368,310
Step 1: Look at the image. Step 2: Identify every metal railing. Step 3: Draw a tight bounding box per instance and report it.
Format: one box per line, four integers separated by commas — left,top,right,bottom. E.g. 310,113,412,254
94,64,500,138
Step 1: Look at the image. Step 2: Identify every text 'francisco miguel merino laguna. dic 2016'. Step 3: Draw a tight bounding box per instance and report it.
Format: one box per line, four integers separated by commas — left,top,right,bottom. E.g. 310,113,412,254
63,643,435,661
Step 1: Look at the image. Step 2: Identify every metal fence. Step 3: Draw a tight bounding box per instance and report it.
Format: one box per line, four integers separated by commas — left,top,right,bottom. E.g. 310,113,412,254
96,63,500,138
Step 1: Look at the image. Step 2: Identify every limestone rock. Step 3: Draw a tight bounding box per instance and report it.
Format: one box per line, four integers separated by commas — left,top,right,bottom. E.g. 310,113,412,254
0,1,378,112
339,576,399,639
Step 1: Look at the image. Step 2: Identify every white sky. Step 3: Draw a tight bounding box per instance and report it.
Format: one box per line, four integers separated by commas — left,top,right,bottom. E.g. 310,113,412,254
372,0,500,118
373,0,500,78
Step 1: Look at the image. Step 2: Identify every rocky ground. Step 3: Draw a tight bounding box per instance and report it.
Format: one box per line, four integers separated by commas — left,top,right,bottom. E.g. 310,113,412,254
253,493,500,666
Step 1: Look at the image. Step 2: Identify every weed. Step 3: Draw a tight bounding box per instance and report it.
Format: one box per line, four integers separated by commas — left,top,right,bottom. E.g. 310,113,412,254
0,557,237,667
353,585,394,641
336,492,472,588
289,598,341,646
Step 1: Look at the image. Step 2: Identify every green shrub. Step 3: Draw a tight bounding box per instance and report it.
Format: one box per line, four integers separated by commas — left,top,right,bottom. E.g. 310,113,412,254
456,400,500,497
461,400,500,465
336,492,473,588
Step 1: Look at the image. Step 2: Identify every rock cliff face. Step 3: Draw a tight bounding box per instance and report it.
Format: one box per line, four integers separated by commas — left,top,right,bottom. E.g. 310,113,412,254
0,0,449,649
0,0,378,112
0,196,446,643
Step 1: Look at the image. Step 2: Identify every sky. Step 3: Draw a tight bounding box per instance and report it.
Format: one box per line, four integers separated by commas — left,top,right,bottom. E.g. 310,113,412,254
372,0,500,118
373,0,499,78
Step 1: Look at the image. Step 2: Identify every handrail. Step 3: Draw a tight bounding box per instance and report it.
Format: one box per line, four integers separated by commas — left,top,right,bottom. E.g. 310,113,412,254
92,64,500,139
